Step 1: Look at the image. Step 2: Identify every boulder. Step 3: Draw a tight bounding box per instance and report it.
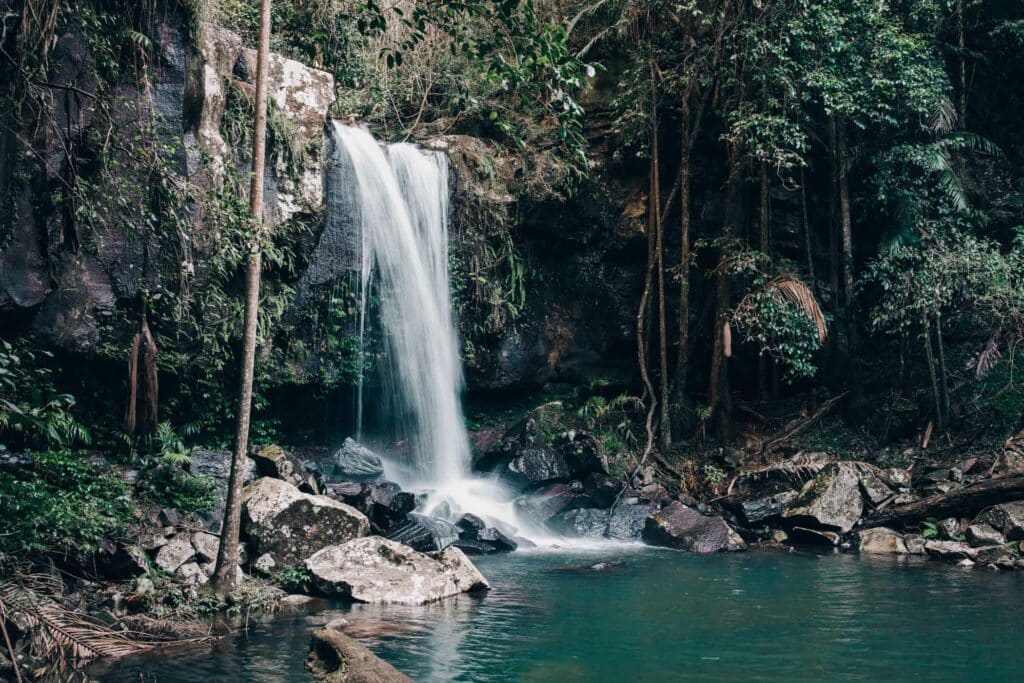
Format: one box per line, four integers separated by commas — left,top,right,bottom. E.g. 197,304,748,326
965,523,1005,548
455,513,486,539
904,534,928,555
253,553,277,575
924,540,976,561
386,514,459,552
330,438,385,483
549,508,610,538
514,482,586,524
857,527,908,555
857,470,894,507
582,472,619,509
974,545,1015,566
363,483,416,534
735,491,797,525
606,503,653,540
306,628,413,682
190,531,220,564
504,447,570,490
554,431,607,478
782,462,864,533
242,477,369,565
642,502,746,553
175,562,208,586
251,444,319,494
979,501,1024,541
154,535,196,573
305,537,489,605
187,448,257,532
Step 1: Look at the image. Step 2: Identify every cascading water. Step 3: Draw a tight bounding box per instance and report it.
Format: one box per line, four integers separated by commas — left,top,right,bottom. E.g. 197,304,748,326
330,122,543,539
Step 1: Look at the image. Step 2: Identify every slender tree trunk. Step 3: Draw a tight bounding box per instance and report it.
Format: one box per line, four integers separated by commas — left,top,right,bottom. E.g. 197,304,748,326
827,118,840,313
673,146,691,403
709,148,740,440
651,81,671,451
935,313,951,425
923,318,944,434
956,0,967,128
757,162,770,403
835,117,854,309
213,0,271,595
800,167,815,291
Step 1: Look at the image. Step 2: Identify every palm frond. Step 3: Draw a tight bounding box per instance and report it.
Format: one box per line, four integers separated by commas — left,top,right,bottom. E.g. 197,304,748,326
928,97,957,135
976,335,1002,379
770,277,828,342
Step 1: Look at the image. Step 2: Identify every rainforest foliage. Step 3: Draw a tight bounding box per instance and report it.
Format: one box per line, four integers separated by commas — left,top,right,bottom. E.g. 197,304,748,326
0,0,1023,502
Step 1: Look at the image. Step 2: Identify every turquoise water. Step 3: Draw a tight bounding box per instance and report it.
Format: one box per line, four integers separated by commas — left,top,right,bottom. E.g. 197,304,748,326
98,548,1024,682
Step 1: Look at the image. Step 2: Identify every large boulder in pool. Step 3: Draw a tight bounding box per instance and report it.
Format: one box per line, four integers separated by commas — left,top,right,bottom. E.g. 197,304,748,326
642,502,746,553
307,628,413,682
782,462,864,534
242,477,369,565
386,513,459,552
305,537,489,605
330,438,385,482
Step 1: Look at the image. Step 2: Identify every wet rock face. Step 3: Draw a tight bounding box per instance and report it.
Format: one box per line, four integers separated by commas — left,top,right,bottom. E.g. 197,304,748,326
606,503,653,540
550,508,610,538
242,477,369,566
386,513,459,552
642,502,746,553
305,537,489,605
782,462,864,534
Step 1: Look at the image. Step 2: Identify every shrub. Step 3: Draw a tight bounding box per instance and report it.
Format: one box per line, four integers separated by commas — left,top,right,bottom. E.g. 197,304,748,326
0,451,133,556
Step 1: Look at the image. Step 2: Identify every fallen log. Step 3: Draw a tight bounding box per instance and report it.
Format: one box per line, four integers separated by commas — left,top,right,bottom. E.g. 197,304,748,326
859,474,1024,529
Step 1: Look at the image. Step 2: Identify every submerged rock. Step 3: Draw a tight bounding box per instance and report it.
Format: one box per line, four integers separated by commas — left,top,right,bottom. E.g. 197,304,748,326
242,477,369,565
305,537,489,605
307,628,413,682
387,513,459,552
330,438,385,483
782,462,864,534
642,502,746,553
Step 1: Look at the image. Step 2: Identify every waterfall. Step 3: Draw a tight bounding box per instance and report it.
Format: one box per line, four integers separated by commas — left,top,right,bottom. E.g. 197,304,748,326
330,122,538,535
331,122,468,484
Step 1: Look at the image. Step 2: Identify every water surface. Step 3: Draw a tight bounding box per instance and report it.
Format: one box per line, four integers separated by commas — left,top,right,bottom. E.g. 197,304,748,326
101,548,1024,682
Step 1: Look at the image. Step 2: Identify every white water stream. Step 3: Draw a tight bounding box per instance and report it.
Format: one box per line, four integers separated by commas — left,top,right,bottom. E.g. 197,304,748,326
330,122,553,541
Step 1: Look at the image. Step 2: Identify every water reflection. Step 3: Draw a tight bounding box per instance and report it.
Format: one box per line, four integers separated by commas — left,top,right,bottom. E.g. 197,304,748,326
99,549,1024,682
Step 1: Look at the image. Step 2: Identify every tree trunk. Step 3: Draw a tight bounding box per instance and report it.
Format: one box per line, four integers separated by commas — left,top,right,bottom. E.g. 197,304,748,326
757,162,770,403
827,119,840,312
923,317,944,434
956,0,967,128
213,0,271,595
652,86,671,452
860,474,1024,530
835,117,854,309
709,148,740,440
935,313,951,425
672,147,691,404
800,167,816,292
